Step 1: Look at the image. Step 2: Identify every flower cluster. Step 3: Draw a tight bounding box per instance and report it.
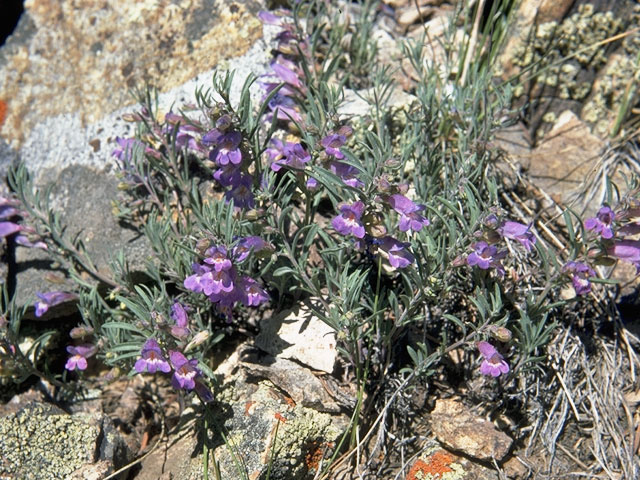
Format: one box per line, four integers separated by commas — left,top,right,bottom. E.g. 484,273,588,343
464,215,536,277
184,236,271,321
561,203,640,296
331,192,431,271
203,116,256,209
258,10,309,125
134,337,213,403
0,195,47,249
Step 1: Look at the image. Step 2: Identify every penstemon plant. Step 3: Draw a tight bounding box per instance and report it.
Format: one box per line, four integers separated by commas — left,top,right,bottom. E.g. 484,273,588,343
1,1,639,476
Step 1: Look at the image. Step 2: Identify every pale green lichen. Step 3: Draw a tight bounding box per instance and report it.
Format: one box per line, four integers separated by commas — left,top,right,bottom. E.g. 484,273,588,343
0,403,101,479
512,4,624,105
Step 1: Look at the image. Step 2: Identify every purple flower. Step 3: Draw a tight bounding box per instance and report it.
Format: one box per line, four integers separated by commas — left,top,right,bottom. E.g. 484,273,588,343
607,240,640,271
203,246,233,272
111,137,143,162
267,139,310,172
184,264,235,296
477,341,509,377
329,162,363,189
271,59,303,90
169,350,201,390
225,175,255,209
170,303,191,338
377,237,415,268
233,236,271,263
563,261,596,295
210,131,242,166
0,222,21,238
332,202,366,238
135,338,171,374
266,93,302,123
467,242,507,276
65,344,97,371
34,291,78,317
387,194,430,233
321,134,348,159
498,221,536,251
213,164,243,187
585,206,616,239
240,277,270,306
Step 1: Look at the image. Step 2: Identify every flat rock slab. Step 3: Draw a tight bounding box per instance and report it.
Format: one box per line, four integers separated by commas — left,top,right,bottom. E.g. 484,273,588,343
429,398,512,462
256,304,338,374
0,0,264,148
495,110,606,213
0,401,130,480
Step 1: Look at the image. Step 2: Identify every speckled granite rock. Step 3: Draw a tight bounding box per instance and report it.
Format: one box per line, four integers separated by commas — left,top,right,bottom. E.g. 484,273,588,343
0,0,275,310
0,401,130,480
0,0,264,148
136,379,348,480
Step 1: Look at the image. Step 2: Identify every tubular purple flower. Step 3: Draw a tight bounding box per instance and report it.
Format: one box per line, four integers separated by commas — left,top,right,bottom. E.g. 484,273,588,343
585,206,615,239
387,194,430,233
467,242,506,276
477,341,509,377
272,61,303,89
213,164,243,187
332,202,366,238
135,338,171,374
607,240,640,270
329,162,364,189
203,246,233,272
498,221,536,251
169,350,201,390
268,140,311,172
321,134,347,159
267,93,303,123
170,302,191,338
34,291,78,317
65,344,97,371
225,175,255,209
233,236,271,263
0,222,21,238
240,277,270,306
563,261,596,296
210,131,242,166
378,236,415,268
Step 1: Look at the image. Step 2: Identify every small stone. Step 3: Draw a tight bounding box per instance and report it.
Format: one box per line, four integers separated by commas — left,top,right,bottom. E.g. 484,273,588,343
430,398,512,462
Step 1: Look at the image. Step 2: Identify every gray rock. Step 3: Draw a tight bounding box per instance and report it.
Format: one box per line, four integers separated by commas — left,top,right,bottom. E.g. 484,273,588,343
136,378,349,480
0,1,278,311
0,401,130,480
429,398,512,462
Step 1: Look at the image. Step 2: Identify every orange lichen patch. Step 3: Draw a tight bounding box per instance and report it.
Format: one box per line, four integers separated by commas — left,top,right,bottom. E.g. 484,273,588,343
0,99,6,128
304,440,324,471
274,412,287,423
244,401,256,415
283,395,296,409
406,450,456,480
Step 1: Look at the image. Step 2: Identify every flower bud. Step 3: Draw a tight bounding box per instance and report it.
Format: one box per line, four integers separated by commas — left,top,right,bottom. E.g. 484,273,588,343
185,331,210,353
488,325,512,343
363,212,387,238
70,326,95,340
